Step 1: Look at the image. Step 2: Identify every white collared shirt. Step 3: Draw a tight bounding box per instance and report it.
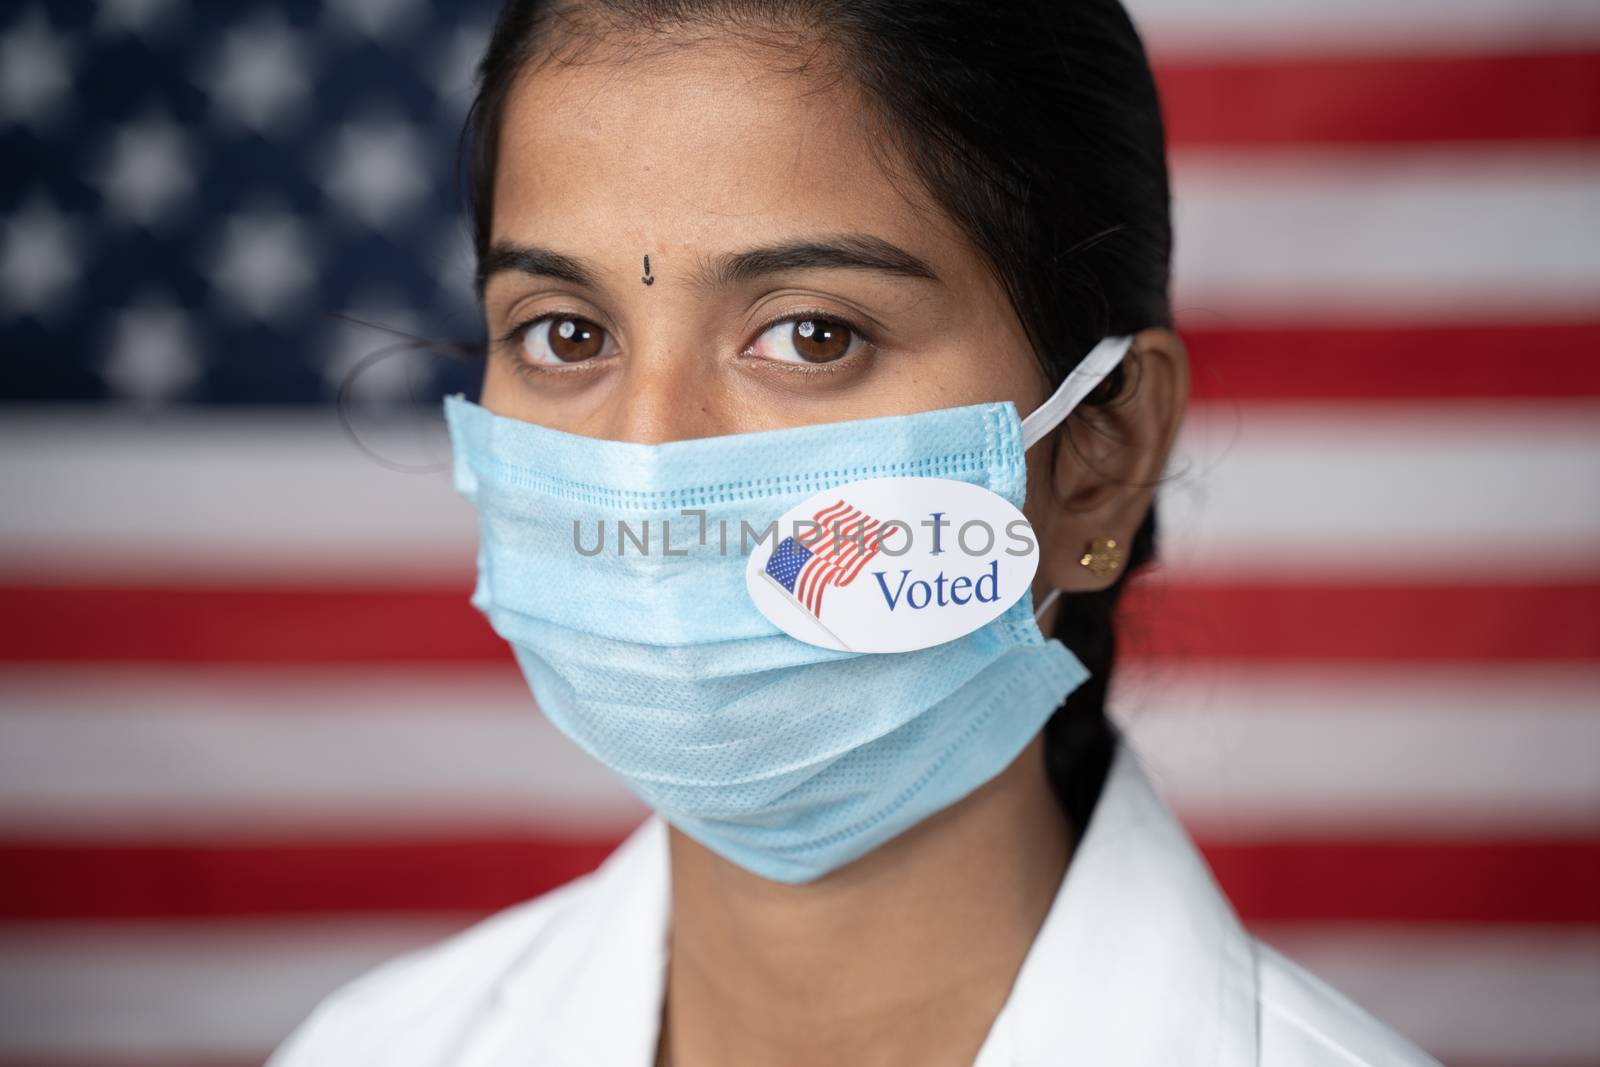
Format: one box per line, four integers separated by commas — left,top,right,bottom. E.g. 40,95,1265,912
269,740,1442,1066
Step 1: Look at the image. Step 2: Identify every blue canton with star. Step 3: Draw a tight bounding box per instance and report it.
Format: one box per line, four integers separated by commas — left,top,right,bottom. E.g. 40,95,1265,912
764,537,814,594
1,0,503,406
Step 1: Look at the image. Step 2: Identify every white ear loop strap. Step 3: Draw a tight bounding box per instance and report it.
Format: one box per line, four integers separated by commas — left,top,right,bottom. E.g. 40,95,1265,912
1019,334,1134,451
1024,335,1134,629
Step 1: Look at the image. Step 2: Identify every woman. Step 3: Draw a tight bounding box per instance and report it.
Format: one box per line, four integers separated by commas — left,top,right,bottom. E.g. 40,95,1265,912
273,1,1442,1064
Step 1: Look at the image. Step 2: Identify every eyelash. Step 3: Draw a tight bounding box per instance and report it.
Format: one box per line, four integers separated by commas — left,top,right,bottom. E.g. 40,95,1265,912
492,308,877,380
487,313,599,383
745,307,878,376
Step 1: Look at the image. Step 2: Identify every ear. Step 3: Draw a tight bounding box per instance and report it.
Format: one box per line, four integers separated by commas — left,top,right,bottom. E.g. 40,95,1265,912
1028,327,1189,602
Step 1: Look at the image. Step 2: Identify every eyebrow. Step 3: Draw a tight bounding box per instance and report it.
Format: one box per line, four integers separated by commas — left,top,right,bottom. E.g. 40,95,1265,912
476,232,941,297
703,234,941,288
476,244,597,295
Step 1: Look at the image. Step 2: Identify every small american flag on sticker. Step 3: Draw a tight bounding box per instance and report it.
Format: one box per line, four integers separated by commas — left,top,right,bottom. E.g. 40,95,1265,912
763,500,887,619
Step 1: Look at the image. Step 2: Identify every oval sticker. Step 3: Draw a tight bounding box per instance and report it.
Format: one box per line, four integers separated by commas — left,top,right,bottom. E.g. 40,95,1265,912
744,476,1040,654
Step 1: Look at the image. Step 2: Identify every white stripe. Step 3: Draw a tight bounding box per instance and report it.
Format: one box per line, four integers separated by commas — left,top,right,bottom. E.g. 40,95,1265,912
5,401,1600,582
0,404,472,584
0,920,1591,1062
2,665,1595,840
1255,924,1600,1064
0,918,469,1058
1163,400,1600,578
1112,663,1600,838
1125,0,1600,54
1171,148,1600,321
0,667,642,840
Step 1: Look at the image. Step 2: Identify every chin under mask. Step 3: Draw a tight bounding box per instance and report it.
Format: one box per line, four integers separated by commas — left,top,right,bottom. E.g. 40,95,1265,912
444,335,1131,883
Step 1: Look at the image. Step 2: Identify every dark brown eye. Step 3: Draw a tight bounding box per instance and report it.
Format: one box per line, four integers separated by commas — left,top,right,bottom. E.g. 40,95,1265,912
747,316,867,368
550,317,604,361
522,316,611,365
778,317,855,364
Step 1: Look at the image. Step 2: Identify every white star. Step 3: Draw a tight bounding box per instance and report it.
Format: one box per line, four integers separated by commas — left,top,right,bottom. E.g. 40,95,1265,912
321,292,428,405
199,13,311,133
426,21,492,109
0,8,72,129
94,112,195,228
206,209,316,321
323,0,425,41
94,0,182,38
319,115,431,231
101,295,202,405
429,220,477,311
0,195,80,318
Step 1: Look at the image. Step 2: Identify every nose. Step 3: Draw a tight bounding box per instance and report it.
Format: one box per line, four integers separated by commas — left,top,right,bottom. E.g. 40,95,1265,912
589,340,738,445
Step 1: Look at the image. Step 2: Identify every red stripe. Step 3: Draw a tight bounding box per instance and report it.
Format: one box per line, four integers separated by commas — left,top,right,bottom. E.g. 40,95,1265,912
811,501,853,527
831,519,886,585
812,511,870,562
1206,838,1600,924
1156,50,1600,147
805,512,877,612
809,569,835,615
835,533,885,585
798,506,863,611
799,501,853,547
0,835,622,920
1117,579,1600,662
0,584,508,664
805,528,838,608
799,550,828,613
3,835,1592,923
801,558,822,614
2,580,1596,663
1183,321,1600,401
826,517,881,562
816,517,884,591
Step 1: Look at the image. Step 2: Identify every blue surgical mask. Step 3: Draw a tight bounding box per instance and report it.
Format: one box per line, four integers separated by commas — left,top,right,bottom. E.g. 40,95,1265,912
443,335,1132,883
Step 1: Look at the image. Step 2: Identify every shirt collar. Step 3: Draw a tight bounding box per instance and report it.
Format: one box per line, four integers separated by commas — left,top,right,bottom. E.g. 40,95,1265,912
495,737,1258,1066
973,739,1259,1065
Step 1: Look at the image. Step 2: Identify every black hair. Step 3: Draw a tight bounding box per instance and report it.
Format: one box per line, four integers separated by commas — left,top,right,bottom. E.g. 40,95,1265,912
461,0,1170,837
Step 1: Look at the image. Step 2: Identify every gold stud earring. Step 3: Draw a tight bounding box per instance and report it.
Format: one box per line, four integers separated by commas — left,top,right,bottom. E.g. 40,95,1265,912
1078,536,1124,578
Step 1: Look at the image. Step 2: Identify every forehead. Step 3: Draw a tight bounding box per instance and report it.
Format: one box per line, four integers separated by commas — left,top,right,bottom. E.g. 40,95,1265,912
490,31,952,258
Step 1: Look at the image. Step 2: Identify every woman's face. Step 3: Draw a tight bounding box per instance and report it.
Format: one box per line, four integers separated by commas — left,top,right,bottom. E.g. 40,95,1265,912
480,32,1048,436
479,30,1182,599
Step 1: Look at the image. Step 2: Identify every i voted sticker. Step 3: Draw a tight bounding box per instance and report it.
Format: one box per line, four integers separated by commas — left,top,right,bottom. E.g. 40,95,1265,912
744,476,1040,653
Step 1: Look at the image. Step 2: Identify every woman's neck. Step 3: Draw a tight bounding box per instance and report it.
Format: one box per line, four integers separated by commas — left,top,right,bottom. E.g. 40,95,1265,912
657,734,1074,1067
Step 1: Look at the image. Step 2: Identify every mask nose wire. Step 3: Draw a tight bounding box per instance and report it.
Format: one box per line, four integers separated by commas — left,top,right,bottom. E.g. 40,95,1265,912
1022,335,1134,630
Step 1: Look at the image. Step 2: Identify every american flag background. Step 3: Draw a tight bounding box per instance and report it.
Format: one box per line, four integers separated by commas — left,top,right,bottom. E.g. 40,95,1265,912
2,1,1598,1064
